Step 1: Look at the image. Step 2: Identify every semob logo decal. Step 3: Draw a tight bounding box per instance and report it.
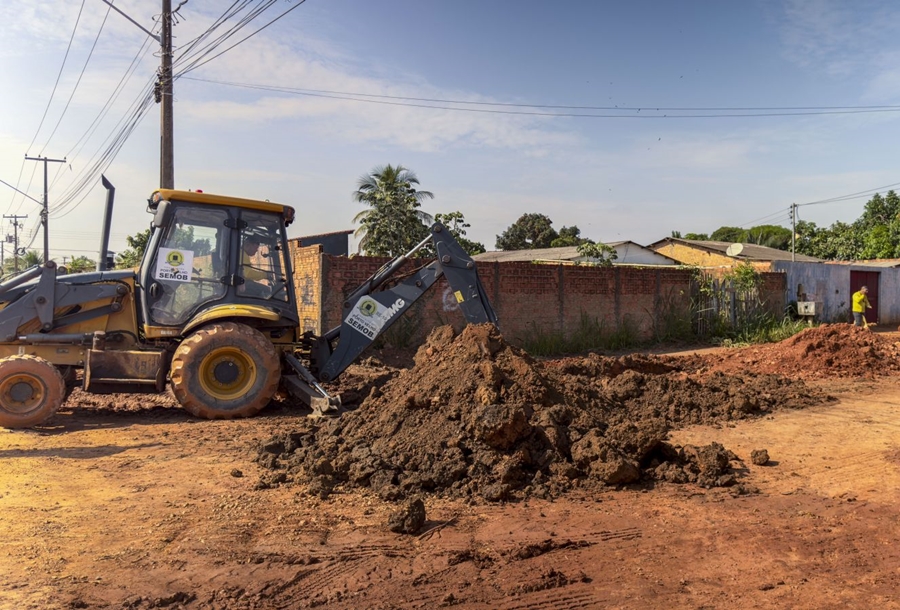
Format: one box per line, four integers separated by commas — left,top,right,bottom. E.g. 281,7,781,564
166,250,185,266
155,247,194,282
345,297,406,339
359,299,379,316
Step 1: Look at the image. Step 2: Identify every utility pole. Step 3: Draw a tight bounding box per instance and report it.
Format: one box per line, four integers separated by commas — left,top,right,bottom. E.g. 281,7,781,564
790,203,797,262
159,0,174,189
3,215,27,273
24,155,65,263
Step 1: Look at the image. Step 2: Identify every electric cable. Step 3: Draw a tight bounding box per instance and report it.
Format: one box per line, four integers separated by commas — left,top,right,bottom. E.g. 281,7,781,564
7,1,86,216
50,21,159,192
175,0,306,76
39,0,114,156
178,75,900,117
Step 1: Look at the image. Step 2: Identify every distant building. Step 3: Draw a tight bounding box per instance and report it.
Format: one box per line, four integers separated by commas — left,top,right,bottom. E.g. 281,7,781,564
474,241,678,266
292,230,353,256
647,237,821,267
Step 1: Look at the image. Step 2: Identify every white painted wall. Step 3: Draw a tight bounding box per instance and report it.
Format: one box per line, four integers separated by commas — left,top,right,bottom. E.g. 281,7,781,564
772,262,900,324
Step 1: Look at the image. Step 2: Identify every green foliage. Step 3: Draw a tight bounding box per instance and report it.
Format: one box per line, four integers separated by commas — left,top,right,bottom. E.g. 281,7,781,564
690,263,811,346
576,241,617,266
433,211,485,255
720,316,815,347
710,226,746,243
683,232,709,240
794,190,900,260
115,229,151,269
550,225,591,247
495,213,559,250
2,249,44,275
723,261,762,292
709,225,791,249
353,164,434,257
650,286,695,342
170,225,212,256
67,255,96,273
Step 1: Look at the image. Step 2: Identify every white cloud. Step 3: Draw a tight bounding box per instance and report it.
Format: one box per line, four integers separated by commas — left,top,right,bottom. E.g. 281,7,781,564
777,0,900,100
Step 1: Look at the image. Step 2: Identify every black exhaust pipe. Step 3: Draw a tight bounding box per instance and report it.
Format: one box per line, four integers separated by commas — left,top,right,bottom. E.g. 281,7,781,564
98,175,115,271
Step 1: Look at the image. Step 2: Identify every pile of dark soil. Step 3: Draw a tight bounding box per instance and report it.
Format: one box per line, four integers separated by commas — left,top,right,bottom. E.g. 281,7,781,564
257,324,827,502
699,324,900,379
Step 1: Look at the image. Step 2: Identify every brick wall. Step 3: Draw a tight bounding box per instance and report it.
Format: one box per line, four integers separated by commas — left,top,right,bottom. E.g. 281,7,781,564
289,244,324,335
288,243,786,345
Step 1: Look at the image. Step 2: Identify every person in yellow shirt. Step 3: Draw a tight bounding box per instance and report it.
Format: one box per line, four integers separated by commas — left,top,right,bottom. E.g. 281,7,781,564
852,285,871,327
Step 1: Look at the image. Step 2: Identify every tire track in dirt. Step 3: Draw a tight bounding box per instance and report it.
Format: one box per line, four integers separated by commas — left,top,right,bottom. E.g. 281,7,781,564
499,588,604,609
275,541,414,604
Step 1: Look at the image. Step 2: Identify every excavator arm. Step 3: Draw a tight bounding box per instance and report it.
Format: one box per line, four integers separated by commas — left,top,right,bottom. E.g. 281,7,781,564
283,222,498,415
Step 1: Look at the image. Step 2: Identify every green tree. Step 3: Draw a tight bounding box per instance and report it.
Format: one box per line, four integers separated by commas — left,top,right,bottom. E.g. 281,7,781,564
550,225,591,247
67,255,96,273
352,164,434,256
794,220,863,260
710,226,747,243
576,242,617,266
708,225,791,250
19,250,44,269
495,213,559,250
684,232,709,240
2,249,43,276
115,229,151,269
745,225,792,249
433,211,485,255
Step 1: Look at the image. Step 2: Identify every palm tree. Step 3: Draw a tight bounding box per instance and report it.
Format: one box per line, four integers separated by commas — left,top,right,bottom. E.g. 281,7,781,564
2,249,44,276
352,164,434,256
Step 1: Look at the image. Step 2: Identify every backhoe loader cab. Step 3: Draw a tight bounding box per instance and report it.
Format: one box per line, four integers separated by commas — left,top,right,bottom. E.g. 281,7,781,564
139,189,299,338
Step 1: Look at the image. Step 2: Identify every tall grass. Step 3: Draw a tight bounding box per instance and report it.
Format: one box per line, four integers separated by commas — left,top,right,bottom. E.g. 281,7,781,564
521,312,640,356
717,314,813,347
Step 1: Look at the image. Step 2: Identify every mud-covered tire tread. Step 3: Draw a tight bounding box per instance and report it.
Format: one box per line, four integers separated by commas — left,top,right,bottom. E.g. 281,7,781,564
170,322,280,419
0,355,66,429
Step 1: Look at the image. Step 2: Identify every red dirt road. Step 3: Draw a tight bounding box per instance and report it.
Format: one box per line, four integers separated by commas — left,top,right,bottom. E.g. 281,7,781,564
0,376,898,609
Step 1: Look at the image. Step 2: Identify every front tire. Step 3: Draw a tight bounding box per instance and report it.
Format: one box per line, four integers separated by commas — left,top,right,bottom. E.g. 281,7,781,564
170,322,280,419
0,355,66,428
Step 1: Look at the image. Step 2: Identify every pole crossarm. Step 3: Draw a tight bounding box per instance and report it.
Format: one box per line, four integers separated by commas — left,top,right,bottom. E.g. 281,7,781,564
25,156,66,263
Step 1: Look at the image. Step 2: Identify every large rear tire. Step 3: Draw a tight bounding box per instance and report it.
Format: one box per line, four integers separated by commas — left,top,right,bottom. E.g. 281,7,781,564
170,322,280,419
0,355,66,428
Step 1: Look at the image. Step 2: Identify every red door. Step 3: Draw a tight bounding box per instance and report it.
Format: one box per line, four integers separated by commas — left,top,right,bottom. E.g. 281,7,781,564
850,270,879,324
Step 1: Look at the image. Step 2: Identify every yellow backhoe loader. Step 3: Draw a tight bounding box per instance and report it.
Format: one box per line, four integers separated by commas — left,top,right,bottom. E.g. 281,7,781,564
0,179,497,428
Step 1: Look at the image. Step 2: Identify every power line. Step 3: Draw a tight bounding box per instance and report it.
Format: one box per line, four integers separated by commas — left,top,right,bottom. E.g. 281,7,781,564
178,75,900,118
797,181,900,206
7,1,86,217
26,0,86,154
52,4,156,189
173,0,279,71
38,1,114,156
174,0,307,76
50,86,157,220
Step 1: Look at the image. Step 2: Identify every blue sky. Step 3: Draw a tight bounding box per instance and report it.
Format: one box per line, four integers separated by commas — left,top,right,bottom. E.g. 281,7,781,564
2,0,900,260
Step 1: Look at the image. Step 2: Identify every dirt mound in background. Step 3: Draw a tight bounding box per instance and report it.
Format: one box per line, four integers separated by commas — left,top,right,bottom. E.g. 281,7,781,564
258,324,827,502
699,324,900,379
